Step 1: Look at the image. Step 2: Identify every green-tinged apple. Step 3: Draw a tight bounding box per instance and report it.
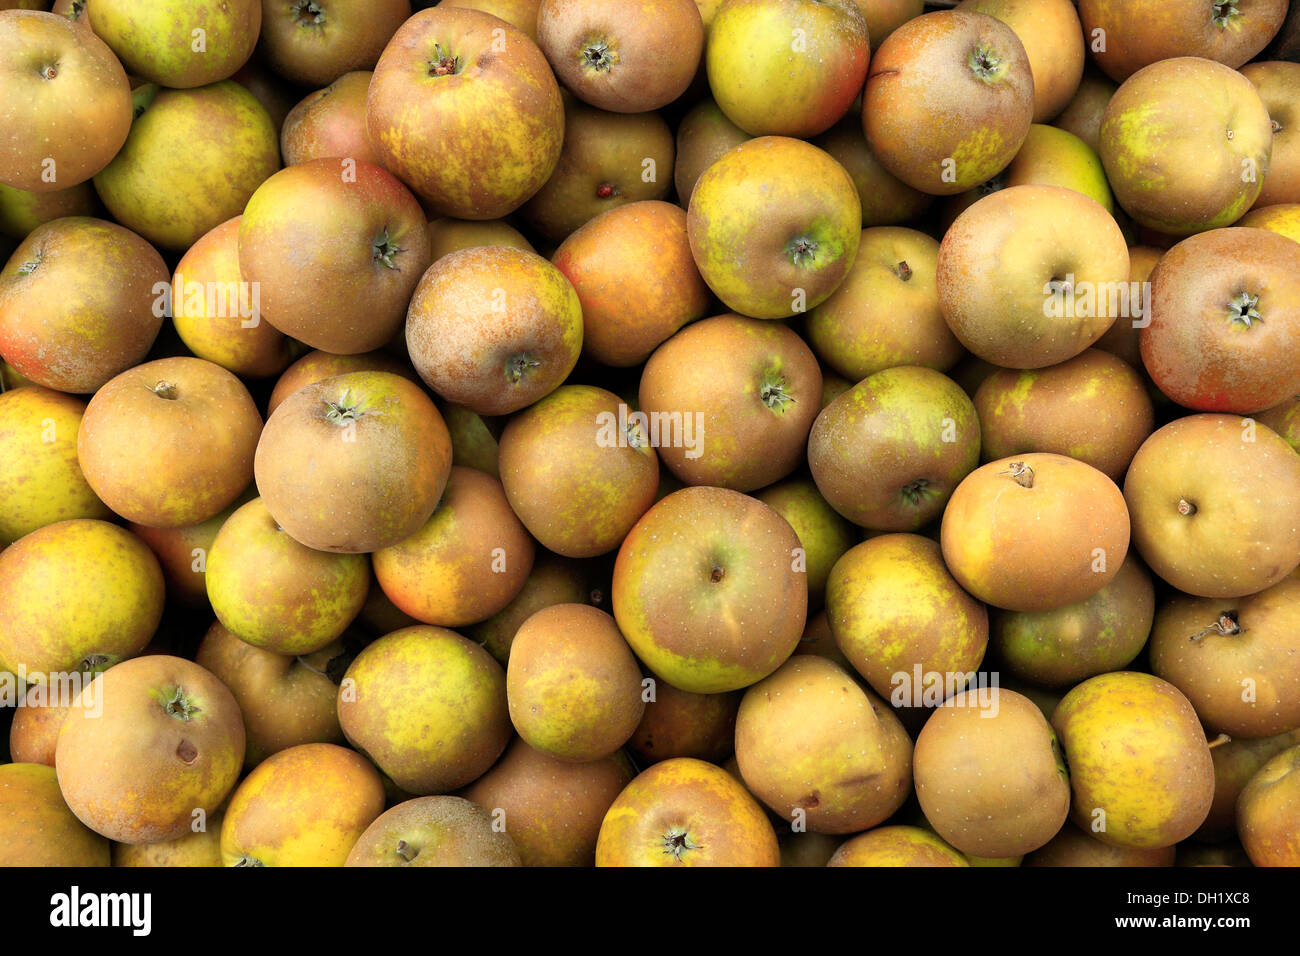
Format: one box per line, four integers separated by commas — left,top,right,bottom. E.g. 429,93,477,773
1052,66,1116,152
427,218,534,261
674,98,750,205
128,490,252,607
87,0,260,88
1199,730,1300,842
1024,819,1174,866
1236,743,1300,865
346,796,520,866
266,349,418,417
0,181,97,239
259,0,411,87
828,826,968,866
755,479,855,609
1242,61,1300,207
0,763,110,866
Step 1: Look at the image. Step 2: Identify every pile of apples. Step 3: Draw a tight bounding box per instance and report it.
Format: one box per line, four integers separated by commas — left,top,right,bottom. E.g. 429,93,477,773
1,0,1299,869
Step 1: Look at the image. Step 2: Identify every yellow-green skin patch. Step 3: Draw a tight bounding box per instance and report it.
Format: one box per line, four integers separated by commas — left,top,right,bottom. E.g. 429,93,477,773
0,519,163,675
756,479,855,605
338,626,511,794
1052,671,1215,849
0,386,110,545
829,825,969,866
0,181,96,239
87,0,261,89
220,743,385,867
94,82,280,250
0,763,110,867
1238,744,1300,866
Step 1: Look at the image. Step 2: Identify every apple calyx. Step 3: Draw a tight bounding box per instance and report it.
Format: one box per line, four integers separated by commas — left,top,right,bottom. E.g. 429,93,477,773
428,44,462,77
372,229,405,270
785,235,818,267
708,564,725,584
67,0,87,21
1000,461,1034,488
395,840,419,862
662,828,702,861
1212,1,1242,28
968,44,1006,83
900,478,932,506
581,39,617,74
233,856,265,867
760,377,796,413
38,63,58,81
894,260,913,282
150,381,179,400
1191,609,1242,641
292,0,326,27
15,252,42,276
505,353,541,384
78,653,116,674
1208,733,1233,750
1227,291,1261,328
324,389,363,425
162,686,201,722
1177,498,1197,516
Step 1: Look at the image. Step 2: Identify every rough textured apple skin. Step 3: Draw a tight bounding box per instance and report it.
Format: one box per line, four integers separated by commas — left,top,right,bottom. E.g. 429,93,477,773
0,217,166,394
367,7,564,219
128,491,251,607
469,556,589,663
827,534,988,700
8,683,71,766
373,466,535,627
1024,819,1174,866
441,0,542,41
674,98,751,206
595,757,779,866
87,0,260,88
958,0,1084,122
345,796,520,867
0,180,96,240
220,743,385,867
113,811,224,867
0,10,132,192
56,655,246,845
0,763,110,867
687,136,861,319
93,82,280,251
735,656,913,834
0,519,163,675
828,825,969,866
506,604,645,762
1052,671,1214,849
258,0,411,88
267,350,418,418
628,682,739,766
463,738,634,867
1237,743,1300,866
280,71,384,168
612,486,808,694
497,385,658,558
1242,61,1300,207
338,626,511,794
863,10,1034,195
1197,729,1300,841
755,479,855,608
0,387,109,544
1098,58,1272,235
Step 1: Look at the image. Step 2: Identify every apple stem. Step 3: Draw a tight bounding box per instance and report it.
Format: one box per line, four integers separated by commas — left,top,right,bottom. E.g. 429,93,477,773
894,260,912,281
151,381,179,400
999,461,1034,488
1177,498,1197,516
1207,733,1233,750
395,840,418,862
1191,610,1241,641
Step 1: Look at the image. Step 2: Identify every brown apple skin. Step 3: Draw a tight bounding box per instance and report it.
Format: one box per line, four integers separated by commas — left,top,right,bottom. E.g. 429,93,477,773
806,227,960,382
1142,228,1300,414
1256,393,1300,455
974,349,1155,482
942,453,1130,613
441,402,501,477
552,200,711,368
538,0,703,113
0,217,166,394
367,7,564,220
629,682,739,765
1150,573,1300,738
808,365,981,531
524,97,674,242
56,655,246,844
756,478,855,609
736,655,913,834
687,136,861,319
345,795,521,867
259,0,411,88
171,216,294,379
207,498,369,654
793,608,853,671
338,625,511,794
812,117,933,227
254,370,453,554
1098,58,1272,235
828,826,969,866
506,604,645,762
0,763,110,866
229,58,297,134
0,181,97,239
239,158,431,355
427,218,534,260
613,486,807,694
113,810,224,867
281,71,383,168
220,742,385,867
827,533,988,701
0,10,132,193
958,0,1084,123
1092,245,1161,369
267,349,418,417
1024,819,1174,866
1052,66,1116,153
128,489,252,607
639,314,822,492
1124,414,1300,599
0,386,110,545
497,385,659,558
992,551,1154,689
440,0,542,41
469,555,589,663
1237,743,1300,866
596,757,780,866
937,185,1131,369
1198,729,1300,841
706,0,869,139
1242,62,1300,207
0,519,164,675
406,246,582,416
1078,0,1288,82
8,682,72,766
78,357,262,528
674,98,750,205
196,621,345,768
863,10,1033,195
93,81,281,251
462,738,634,866
373,466,535,628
